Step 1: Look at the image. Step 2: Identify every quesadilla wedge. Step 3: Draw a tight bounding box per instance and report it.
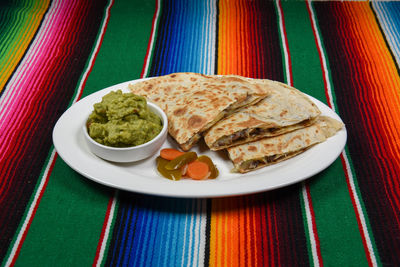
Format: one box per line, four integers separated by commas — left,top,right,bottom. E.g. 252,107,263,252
128,73,270,151
204,79,321,150
227,116,344,173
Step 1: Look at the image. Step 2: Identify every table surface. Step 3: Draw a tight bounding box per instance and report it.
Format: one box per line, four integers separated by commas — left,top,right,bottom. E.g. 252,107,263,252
1,0,400,266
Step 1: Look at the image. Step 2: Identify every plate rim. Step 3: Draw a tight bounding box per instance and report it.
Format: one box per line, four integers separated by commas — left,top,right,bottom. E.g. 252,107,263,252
52,78,347,198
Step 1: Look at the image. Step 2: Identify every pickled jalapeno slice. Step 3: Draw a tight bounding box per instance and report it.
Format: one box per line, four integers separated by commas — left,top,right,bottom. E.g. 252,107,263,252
197,155,219,179
156,156,182,180
165,152,197,170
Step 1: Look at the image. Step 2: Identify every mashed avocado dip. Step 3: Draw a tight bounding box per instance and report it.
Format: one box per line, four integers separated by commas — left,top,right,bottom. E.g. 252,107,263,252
87,90,162,147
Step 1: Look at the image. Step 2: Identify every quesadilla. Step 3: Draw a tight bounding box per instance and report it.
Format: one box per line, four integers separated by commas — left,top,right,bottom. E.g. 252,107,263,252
227,116,344,173
204,79,321,150
128,73,270,151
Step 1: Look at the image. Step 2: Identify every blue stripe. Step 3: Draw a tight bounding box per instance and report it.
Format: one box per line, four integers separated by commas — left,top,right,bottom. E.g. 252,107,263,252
135,208,153,266
373,2,400,68
114,205,132,266
109,204,127,266
109,197,200,266
190,200,198,266
146,207,161,265
128,206,146,266
122,205,139,266
108,0,218,265
149,0,216,76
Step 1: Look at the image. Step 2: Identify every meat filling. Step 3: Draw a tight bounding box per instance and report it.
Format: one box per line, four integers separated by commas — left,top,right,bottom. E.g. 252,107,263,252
215,127,281,148
241,155,284,171
215,118,314,149
239,149,308,172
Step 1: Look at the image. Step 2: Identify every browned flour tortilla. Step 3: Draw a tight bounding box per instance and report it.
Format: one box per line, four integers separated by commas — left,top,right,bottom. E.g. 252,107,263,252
227,116,344,173
204,79,321,150
128,73,270,151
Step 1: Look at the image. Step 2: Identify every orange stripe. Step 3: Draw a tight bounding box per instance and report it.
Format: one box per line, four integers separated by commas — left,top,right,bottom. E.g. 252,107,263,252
218,0,244,75
240,198,247,267
212,1,276,265
352,3,400,142
210,198,267,266
209,199,218,267
354,4,400,173
341,2,400,222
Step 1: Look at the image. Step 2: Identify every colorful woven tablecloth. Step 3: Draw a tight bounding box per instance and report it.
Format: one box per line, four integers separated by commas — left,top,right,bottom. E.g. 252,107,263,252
1,0,400,266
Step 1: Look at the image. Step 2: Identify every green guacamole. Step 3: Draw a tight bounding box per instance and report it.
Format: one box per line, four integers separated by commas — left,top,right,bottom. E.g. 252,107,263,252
87,90,163,147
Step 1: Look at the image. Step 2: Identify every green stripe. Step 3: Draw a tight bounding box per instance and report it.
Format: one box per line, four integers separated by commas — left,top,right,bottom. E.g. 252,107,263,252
15,159,112,267
14,0,155,266
309,2,381,265
281,2,370,266
310,2,381,265
1,151,55,266
0,1,45,75
82,1,157,97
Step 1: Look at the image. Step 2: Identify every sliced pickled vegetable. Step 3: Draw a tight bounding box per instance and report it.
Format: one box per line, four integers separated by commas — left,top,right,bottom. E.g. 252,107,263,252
160,148,185,161
156,156,182,180
197,155,219,179
187,161,210,180
165,152,197,170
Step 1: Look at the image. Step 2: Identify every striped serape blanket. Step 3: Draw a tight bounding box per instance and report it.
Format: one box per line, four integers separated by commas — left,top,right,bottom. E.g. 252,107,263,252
1,1,400,266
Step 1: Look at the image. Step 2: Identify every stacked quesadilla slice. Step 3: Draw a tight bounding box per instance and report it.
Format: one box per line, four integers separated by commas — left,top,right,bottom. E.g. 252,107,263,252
227,116,344,173
204,79,321,150
129,72,271,151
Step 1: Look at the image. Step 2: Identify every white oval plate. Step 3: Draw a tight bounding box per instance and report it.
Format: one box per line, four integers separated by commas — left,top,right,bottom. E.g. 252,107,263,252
53,79,347,198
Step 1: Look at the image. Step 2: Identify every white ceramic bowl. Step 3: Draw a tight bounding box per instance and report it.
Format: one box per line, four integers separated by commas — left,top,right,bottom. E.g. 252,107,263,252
83,102,168,162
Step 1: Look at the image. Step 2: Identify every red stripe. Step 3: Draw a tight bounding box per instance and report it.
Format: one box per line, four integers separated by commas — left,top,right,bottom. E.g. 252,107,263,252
348,3,400,217
3,1,114,264
9,153,57,267
305,185,323,266
260,198,268,265
250,2,260,77
272,202,281,266
77,0,114,101
248,197,255,267
306,3,332,109
254,197,264,266
141,0,159,78
93,195,115,266
277,0,293,85
267,204,274,266
341,3,400,211
66,1,120,265
280,3,322,266
241,198,247,266
335,3,400,213
2,0,85,243
340,155,374,267
306,3,376,266
0,0,91,202
83,2,117,265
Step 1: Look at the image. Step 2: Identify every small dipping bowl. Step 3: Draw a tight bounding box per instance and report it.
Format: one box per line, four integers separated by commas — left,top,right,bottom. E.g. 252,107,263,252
83,102,168,162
